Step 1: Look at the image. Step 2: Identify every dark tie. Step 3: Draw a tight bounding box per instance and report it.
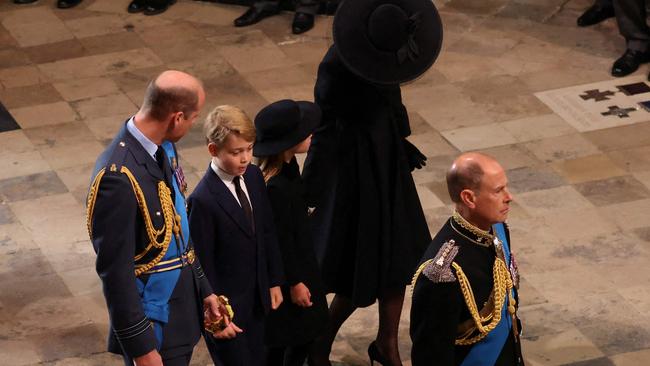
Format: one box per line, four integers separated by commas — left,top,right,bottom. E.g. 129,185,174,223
233,176,254,232
155,146,175,200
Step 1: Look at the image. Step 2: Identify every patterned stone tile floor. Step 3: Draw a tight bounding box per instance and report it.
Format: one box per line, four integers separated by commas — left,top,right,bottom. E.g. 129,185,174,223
0,0,649,365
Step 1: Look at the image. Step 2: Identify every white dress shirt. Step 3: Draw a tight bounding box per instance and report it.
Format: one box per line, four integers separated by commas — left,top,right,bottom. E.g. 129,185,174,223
210,159,253,210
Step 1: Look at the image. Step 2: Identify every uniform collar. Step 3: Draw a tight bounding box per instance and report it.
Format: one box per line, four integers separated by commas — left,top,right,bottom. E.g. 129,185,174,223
126,116,158,160
450,211,495,247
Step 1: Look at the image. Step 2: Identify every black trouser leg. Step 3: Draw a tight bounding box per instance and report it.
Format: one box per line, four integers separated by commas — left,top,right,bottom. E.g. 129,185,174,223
284,342,312,366
614,0,650,52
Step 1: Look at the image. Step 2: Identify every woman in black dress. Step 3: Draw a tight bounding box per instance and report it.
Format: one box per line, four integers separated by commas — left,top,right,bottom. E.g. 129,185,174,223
254,99,329,366
301,0,443,364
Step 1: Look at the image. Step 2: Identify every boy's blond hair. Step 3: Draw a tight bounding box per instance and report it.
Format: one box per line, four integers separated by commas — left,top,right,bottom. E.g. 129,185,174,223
204,105,256,146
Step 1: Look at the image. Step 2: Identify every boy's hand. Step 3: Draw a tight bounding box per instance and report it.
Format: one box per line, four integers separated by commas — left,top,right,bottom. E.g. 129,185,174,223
213,322,243,340
270,286,283,310
290,282,313,307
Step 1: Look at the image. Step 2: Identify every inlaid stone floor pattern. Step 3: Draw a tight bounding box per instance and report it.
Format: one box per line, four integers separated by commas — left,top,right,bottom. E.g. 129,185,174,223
1,0,650,365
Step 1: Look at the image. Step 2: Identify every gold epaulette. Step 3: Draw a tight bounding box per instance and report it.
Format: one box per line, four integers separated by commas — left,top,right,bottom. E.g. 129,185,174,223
411,240,459,291
86,165,181,276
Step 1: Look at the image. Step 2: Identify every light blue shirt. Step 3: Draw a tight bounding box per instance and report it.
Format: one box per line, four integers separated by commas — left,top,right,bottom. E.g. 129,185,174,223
126,116,158,160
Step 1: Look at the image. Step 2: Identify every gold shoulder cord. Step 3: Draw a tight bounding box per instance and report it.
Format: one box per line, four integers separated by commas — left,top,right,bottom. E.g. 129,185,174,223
410,259,434,293
452,258,516,345
86,166,182,276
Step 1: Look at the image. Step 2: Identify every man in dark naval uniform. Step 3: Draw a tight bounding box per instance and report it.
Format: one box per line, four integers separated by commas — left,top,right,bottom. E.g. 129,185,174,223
86,70,227,366
410,152,524,366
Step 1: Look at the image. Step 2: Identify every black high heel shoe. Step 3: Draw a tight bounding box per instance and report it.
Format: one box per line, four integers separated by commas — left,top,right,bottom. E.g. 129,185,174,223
368,341,390,366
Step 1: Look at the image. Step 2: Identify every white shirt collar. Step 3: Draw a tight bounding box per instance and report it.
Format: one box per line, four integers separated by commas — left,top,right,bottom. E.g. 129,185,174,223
126,116,158,160
210,159,245,183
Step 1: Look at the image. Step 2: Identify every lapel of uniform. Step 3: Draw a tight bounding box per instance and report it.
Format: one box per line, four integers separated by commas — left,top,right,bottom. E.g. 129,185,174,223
205,167,254,238
123,127,165,181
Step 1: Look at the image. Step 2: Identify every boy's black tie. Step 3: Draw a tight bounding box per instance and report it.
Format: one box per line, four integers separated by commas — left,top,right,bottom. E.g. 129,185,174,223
233,176,255,233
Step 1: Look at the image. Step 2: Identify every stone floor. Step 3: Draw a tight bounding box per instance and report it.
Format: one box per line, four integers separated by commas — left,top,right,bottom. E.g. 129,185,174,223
1,0,650,365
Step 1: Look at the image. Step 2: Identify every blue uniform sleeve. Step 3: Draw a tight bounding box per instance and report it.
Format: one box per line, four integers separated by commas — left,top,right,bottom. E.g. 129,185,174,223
90,172,157,358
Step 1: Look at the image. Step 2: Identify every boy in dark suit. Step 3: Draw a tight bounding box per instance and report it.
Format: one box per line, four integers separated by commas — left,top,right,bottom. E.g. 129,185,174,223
188,105,284,366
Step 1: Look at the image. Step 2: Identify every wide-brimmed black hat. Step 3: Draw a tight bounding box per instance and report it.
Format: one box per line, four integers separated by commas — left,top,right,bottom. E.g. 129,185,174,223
333,0,443,85
253,99,321,157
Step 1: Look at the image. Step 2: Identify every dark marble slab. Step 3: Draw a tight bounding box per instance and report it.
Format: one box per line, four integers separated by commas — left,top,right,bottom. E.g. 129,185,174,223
574,175,650,207
0,100,20,133
577,321,650,356
632,226,650,243
507,165,567,193
0,83,63,109
0,273,72,314
31,324,105,362
23,39,88,65
552,231,643,265
0,247,55,281
0,203,16,225
0,171,69,203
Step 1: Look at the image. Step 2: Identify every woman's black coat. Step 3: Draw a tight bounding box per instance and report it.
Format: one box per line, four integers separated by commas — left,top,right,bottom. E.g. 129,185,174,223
302,45,432,307
264,158,328,347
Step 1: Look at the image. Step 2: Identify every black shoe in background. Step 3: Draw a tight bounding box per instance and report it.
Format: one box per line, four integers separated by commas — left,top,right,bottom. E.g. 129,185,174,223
57,0,82,8
577,4,615,27
612,49,650,77
128,0,146,13
143,0,176,16
292,12,314,34
234,6,279,27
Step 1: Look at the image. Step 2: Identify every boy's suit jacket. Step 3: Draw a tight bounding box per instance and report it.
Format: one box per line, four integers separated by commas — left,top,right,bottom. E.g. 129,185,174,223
188,164,284,321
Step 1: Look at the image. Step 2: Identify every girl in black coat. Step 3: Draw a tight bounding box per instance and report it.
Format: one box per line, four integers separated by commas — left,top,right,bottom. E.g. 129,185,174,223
253,99,328,366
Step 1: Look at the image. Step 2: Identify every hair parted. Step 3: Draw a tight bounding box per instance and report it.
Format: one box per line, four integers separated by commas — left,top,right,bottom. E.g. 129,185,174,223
204,105,256,146
446,160,484,203
142,79,199,121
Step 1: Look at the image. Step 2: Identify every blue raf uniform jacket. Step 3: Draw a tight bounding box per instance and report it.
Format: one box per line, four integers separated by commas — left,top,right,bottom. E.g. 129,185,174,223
87,123,213,359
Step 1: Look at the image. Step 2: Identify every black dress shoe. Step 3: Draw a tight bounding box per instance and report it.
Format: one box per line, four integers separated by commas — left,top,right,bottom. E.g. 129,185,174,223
13,0,38,4
577,4,615,27
234,6,279,27
57,0,81,8
128,0,146,13
292,12,314,34
612,49,650,77
143,0,176,16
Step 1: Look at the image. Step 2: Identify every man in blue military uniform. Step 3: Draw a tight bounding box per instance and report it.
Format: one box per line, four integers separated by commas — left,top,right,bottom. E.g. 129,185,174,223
410,152,524,366
87,70,227,366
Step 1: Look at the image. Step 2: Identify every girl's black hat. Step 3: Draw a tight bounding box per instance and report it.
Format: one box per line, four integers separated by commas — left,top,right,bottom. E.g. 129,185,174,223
333,0,443,85
253,99,321,157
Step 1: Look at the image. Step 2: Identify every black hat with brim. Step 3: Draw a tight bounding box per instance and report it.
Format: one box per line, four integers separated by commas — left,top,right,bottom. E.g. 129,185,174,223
333,0,443,85
253,100,321,157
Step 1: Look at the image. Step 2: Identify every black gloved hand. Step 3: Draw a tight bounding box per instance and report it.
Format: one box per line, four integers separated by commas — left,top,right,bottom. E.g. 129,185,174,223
403,139,427,171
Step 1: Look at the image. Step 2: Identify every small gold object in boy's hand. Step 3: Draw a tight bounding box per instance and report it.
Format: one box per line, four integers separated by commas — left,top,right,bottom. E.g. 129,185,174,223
204,295,235,335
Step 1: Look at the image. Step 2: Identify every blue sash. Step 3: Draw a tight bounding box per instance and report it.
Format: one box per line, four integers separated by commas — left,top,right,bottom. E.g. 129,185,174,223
134,141,187,347
460,223,513,366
